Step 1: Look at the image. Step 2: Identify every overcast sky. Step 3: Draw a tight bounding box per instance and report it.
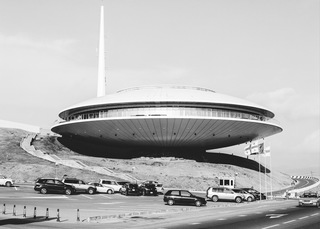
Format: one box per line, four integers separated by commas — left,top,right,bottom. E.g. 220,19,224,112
0,0,319,176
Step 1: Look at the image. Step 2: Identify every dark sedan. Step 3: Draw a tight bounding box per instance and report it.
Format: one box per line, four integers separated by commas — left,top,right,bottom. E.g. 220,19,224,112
34,178,76,195
164,190,207,207
120,183,140,196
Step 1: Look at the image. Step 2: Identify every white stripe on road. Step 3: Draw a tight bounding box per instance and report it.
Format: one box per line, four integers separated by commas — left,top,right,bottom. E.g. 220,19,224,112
81,194,93,199
262,224,280,229
99,195,112,199
283,220,296,224
311,213,319,216
299,216,309,220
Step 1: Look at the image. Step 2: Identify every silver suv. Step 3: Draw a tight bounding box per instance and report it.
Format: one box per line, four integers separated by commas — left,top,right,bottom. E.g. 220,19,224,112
206,187,243,203
62,178,96,195
99,179,123,192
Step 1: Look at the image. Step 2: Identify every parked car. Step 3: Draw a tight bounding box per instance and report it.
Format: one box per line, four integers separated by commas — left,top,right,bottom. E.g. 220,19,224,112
88,182,114,194
155,183,165,194
139,182,158,196
206,187,243,203
298,192,320,208
120,183,140,196
34,178,76,195
164,190,207,207
0,175,14,187
99,179,123,192
62,178,96,195
241,188,266,200
232,188,255,202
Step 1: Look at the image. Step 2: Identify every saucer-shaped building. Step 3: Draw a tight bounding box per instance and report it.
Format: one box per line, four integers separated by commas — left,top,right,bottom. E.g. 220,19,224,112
51,85,282,151
51,6,282,155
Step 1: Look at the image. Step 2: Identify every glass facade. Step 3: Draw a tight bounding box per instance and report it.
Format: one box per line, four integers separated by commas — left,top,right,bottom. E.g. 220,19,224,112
64,107,267,122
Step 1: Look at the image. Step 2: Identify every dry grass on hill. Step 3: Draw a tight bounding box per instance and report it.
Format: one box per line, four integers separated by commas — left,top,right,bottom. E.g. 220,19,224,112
1,128,294,192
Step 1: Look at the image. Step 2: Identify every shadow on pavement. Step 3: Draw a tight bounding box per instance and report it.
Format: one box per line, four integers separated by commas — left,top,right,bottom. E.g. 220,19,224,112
0,216,57,226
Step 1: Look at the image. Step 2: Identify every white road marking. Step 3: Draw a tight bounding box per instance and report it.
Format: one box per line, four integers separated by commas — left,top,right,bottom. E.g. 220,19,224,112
81,195,93,199
217,218,226,220
22,196,68,199
99,195,112,199
283,220,296,224
268,209,276,212
262,224,280,229
14,187,18,190
311,213,319,216
299,216,309,220
238,215,247,217
98,202,124,205
266,214,288,219
191,222,201,225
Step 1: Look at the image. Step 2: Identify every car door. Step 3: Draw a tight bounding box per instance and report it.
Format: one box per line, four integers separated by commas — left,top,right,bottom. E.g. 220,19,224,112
180,191,194,204
45,179,57,192
54,180,66,193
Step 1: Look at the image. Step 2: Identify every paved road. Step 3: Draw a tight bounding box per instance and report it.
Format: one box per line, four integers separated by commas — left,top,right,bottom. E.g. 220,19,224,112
1,183,319,229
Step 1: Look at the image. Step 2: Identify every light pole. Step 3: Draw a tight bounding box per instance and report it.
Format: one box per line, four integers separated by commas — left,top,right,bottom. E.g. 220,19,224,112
234,172,238,188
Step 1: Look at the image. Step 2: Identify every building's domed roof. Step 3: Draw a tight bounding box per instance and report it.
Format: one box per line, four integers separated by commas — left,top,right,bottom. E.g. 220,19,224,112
58,85,274,119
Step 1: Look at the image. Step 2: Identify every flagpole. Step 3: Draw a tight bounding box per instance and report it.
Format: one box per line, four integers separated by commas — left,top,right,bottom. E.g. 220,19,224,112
270,152,273,199
259,150,262,201
264,139,267,199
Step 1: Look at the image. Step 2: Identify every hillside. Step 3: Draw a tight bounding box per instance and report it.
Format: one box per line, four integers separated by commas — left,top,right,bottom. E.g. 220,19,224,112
1,127,292,192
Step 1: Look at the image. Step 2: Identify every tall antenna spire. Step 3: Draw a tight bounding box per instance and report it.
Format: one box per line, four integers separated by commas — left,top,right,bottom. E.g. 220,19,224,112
97,4,106,97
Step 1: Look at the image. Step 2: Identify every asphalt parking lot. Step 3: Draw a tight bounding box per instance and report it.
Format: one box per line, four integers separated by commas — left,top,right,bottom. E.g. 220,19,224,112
0,184,241,223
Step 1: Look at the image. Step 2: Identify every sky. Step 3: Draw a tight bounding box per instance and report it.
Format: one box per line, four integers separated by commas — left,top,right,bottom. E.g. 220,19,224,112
0,0,319,176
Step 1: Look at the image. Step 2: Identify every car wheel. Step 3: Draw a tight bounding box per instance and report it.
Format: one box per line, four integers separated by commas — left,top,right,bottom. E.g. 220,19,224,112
88,188,95,195
168,199,174,206
235,197,242,203
107,189,113,194
65,189,72,195
40,188,47,194
5,181,12,187
212,196,218,202
195,200,201,207
316,202,320,208
247,197,253,202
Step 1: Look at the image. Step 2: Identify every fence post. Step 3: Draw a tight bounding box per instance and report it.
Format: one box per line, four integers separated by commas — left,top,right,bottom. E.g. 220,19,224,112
2,204,5,214
23,206,26,217
33,207,37,218
46,208,49,219
13,205,16,216
56,209,60,222
77,209,80,222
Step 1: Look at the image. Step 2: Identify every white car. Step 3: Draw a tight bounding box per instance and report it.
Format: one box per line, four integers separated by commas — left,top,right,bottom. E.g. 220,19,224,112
232,188,255,202
89,183,114,194
0,175,14,187
99,179,123,192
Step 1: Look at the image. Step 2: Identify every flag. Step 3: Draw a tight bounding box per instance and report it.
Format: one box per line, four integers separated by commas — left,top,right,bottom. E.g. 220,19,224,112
262,146,271,157
244,145,251,156
250,142,264,155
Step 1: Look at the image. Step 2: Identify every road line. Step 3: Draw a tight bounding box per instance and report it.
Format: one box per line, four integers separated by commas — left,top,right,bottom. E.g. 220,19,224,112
262,224,280,229
99,195,112,199
299,216,309,220
191,222,201,225
238,215,247,217
311,213,319,216
283,220,296,224
268,209,276,212
81,194,93,199
217,218,226,220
